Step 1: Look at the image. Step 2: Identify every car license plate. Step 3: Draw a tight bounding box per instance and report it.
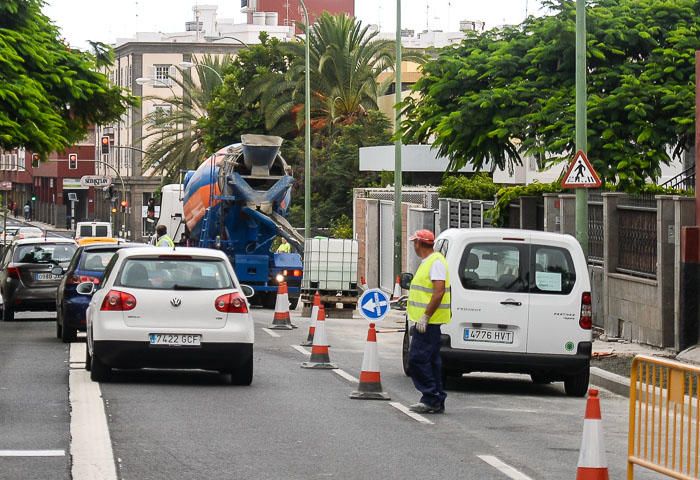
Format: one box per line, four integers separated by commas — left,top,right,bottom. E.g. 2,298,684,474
149,334,201,346
464,328,514,344
35,273,61,281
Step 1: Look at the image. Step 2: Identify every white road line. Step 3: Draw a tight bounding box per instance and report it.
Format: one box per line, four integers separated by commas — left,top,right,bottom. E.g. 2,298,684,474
478,455,534,480
69,345,117,480
388,402,434,425
291,345,309,356
332,369,359,383
261,328,281,338
70,342,85,363
0,450,65,457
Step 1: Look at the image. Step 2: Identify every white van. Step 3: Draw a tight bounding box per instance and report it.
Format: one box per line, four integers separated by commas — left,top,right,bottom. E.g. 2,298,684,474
402,229,592,397
75,221,112,240
155,184,184,244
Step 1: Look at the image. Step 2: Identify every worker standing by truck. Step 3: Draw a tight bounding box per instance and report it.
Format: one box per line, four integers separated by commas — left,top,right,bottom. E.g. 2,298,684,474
276,237,291,253
155,225,175,247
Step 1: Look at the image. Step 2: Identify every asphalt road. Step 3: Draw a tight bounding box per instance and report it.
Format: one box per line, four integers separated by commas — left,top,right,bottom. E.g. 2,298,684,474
0,308,667,480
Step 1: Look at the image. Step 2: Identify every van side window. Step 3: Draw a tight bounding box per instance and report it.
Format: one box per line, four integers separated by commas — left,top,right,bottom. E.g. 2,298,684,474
531,245,576,295
438,239,449,256
458,243,528,293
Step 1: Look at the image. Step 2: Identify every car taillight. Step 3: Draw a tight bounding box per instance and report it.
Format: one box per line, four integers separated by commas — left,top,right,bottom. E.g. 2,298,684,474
100,290,137,311
6,266,20,279
215,292,248,313
580,292,592,329
66,275,101,285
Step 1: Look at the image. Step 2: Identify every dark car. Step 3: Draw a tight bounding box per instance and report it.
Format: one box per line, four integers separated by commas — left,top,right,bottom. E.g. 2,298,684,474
55,242,144,342
0,238,77,322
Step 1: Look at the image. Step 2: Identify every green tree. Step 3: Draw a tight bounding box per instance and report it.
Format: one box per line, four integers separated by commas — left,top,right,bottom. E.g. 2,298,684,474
203,33,289,150
251,13,410,134
0,0,135,155
141,55,232,179
401,0,700,190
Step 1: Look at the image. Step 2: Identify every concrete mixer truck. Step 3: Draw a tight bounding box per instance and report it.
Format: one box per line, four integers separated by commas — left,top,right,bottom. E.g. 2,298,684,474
156,135,304,308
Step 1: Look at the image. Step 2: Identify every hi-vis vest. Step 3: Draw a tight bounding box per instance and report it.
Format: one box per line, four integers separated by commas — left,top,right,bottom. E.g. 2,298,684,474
156,235,175,247
407,252,451,324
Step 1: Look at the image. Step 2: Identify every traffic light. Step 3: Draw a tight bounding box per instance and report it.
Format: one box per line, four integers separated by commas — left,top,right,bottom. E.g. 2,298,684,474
30,192,36,201
31,153,40,168
100,135,110,155
120,200,128,212
111,207,117,214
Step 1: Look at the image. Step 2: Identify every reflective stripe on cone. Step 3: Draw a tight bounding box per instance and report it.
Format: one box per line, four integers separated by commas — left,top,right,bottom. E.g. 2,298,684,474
350,323,390,400
301,292,321,346
301,305,337,369
270,282,293,330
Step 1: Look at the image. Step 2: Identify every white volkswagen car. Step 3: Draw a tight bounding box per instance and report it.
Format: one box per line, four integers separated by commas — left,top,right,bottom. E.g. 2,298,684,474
81,247,254,385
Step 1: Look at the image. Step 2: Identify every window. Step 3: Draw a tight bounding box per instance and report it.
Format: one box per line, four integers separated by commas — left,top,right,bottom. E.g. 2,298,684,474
80,250,118,272
116,259,232,290
79,225,92,237
95,225,109,236
17,152,25,170
151,104,173,127
436,239,449,256
0,154,4,170
153,64,172,87
531,245,576,295
459,243,528,293
10,153,17,170
14,243,76,265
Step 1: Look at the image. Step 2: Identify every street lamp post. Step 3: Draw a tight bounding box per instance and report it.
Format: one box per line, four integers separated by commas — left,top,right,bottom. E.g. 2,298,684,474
299,0,311,241
394,0,403,279
575,0,588,254
209,36,250,48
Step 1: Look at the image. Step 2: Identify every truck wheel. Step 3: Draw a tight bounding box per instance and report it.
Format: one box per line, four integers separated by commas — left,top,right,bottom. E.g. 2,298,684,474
402,319,411,376
564,369,590,397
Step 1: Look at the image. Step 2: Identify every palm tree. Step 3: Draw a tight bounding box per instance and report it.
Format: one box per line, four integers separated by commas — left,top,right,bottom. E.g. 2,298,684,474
250,13,418,134
140,54,232,179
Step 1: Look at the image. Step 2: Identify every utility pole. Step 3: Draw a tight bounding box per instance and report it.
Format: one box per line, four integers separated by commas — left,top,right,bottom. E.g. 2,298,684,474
393,0,403,279
575,0,588,254
300,0,311,241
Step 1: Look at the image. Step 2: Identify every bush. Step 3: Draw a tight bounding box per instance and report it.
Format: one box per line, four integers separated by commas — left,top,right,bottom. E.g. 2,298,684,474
437,174,498,200
488,181,562,226
330,214,353,239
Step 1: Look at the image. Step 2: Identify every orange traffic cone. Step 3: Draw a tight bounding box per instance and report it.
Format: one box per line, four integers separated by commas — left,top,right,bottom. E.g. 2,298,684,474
391,275,402,300
350,323,390,400
576,389,609,480
270,282,294,330
301,291,321,346
360,276,369,292
301,305,337,369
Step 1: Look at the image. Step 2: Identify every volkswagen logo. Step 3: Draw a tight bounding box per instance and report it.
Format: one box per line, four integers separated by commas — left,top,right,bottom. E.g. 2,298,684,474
170,297,182,307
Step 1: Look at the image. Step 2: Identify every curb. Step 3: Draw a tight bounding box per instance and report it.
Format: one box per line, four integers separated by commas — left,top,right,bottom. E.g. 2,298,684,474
590,367,630,398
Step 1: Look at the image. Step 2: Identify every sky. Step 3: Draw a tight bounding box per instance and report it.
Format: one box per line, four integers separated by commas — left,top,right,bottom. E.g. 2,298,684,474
43,0,547,50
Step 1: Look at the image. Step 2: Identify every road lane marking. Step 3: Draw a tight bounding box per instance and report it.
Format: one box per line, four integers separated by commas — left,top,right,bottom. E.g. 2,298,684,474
388,402,434,425
291,345,309,355
261,328,280,338
70,342,85,363
332,369,359,383
0,450,65,457
478,455,534,480
69,345,117,480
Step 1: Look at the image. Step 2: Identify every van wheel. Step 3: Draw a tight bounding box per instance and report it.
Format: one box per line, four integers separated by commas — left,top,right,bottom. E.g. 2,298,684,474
90,354,112,382
564,369,590,397
531,374,552,385
402,320,411,376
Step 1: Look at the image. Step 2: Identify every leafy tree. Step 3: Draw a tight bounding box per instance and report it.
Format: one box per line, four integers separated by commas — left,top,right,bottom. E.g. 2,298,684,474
437,174,498,200
250,13,415,134
141,55,232,179
401,0,700,190
203,33,289,150
0,0,135,155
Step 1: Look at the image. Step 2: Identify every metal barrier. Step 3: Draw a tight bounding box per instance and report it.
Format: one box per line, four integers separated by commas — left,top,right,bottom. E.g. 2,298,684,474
628,355,700,479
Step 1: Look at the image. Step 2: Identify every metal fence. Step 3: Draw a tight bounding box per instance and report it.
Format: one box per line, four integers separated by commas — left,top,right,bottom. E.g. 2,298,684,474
617,205,657,278
588,201,604,263
355,187,439,209
438,198,494,231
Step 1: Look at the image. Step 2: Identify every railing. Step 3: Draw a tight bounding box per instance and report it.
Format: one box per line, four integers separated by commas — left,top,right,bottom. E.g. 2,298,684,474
617,205,657,278
628,355,700,479
661,165,695,192
588,201,604,263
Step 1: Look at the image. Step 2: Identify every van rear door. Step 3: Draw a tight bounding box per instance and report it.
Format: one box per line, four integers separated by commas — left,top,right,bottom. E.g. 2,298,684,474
449,236,530,353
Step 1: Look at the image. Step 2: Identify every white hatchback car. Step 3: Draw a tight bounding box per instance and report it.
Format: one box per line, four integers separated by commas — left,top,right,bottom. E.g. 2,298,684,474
402,229,592,397
82,247,254,385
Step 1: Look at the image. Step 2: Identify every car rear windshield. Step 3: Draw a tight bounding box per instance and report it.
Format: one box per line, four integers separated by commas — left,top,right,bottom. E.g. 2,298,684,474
14,244,77,265
80,250,118,272
116,258,233,290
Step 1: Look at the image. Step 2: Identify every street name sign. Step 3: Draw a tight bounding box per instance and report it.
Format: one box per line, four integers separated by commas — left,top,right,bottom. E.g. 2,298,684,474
358,288,391,322
561,150,602,188
80,176,112,188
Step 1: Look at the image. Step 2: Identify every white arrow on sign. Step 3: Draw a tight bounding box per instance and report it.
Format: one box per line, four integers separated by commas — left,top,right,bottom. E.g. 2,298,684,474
362,293,388,315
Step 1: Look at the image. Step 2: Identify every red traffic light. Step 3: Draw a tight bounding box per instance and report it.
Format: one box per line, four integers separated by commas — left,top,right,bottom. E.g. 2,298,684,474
120,200,128,207
100,135,110,155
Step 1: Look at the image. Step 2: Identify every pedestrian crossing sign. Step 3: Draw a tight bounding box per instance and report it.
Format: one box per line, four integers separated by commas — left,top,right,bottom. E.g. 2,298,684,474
561,150,602,188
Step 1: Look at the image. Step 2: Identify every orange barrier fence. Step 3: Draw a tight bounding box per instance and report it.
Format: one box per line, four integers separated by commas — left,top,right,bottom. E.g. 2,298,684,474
628,355,700,480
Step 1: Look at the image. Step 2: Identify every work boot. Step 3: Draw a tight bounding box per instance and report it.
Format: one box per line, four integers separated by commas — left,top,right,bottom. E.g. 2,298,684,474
408,402,444,414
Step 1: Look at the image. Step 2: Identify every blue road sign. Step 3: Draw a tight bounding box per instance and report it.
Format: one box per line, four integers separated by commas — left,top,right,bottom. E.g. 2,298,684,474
358,288,391,322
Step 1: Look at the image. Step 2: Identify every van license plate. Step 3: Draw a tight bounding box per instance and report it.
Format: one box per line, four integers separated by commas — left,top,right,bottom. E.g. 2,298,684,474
149,334,201,346
464,328,513,344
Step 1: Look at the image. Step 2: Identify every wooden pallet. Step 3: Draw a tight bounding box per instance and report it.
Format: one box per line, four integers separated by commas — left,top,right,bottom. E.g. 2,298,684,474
300,291,358,319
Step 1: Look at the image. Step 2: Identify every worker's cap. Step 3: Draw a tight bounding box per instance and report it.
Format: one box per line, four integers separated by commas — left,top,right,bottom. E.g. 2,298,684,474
409,229,435,245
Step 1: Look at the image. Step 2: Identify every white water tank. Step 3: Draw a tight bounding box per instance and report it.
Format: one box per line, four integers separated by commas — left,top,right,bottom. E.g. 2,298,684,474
265,12,278,26
253,12,265,25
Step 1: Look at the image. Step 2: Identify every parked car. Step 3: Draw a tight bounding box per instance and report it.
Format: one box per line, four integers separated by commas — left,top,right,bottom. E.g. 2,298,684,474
401,229,592,397
55,242,144,343
74,221,112,240
0,238,77,321
15,226,43,240
0,226,20,244
82,247,254,385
